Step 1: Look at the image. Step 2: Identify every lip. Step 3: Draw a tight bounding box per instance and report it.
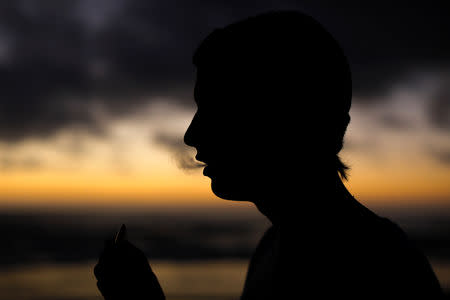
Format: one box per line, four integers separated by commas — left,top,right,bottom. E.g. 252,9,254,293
195,154,211,176
195,154,206,164
203,165,210,176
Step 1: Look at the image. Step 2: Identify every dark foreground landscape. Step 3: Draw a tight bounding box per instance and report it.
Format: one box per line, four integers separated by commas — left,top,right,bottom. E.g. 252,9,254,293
0,205,449,299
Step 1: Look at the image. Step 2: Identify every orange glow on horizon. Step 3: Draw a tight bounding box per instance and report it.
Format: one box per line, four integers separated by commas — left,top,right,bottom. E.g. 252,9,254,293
0,169,213,205
1,158,449,208
0,101,449,210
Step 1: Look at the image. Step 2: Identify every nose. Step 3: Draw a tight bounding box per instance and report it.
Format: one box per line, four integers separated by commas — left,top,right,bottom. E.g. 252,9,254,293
184,112,199,148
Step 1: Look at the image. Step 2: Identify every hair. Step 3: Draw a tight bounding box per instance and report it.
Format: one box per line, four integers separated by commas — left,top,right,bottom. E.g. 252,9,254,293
193,11,351,180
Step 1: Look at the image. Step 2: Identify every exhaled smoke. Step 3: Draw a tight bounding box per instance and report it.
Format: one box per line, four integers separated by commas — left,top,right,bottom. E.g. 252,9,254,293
174,150,206,170
153,133,205,171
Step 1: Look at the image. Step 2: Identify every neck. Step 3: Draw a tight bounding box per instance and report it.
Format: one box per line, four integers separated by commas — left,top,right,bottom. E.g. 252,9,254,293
253,173,354,225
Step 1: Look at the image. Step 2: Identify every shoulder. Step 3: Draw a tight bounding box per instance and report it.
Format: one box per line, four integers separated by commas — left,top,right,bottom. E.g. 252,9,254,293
358,211,443,296
347,200,415,250
350,204,425,267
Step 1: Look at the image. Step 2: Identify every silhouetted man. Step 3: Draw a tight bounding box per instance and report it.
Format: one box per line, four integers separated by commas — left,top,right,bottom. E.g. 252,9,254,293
94,11,444,299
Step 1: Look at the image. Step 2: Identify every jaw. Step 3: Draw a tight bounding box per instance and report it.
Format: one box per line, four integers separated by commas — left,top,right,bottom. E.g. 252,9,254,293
211,179,247,201
209,172,271,202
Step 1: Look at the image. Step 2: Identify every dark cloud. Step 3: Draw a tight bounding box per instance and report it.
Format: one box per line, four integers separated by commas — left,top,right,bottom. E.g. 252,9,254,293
0,98,105,141
428,78,450,132
378,114,415,131
153,132,204,171
428,147,450,166
0,0,449,141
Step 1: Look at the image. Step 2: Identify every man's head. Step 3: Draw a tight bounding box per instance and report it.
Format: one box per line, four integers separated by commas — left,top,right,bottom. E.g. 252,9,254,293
184,11,352,201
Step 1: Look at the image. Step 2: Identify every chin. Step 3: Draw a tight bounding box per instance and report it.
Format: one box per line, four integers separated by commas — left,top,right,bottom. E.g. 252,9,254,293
211,178,247,201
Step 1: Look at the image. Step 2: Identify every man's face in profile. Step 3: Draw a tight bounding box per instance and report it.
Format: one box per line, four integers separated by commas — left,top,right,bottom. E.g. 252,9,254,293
184,62,345,203
184,66,267,201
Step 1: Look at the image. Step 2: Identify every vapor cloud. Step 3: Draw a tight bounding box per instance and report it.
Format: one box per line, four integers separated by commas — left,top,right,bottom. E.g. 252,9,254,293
153,132,205,171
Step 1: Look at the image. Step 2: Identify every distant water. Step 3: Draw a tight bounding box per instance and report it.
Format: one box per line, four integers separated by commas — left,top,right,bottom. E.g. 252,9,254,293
0,259,449,300
0,260,248,300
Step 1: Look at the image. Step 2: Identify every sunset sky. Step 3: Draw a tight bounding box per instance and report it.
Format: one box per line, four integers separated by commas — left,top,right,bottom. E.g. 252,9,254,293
0,0,449,211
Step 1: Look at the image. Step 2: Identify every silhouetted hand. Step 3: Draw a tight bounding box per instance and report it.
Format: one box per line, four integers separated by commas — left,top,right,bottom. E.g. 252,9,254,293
94,233,165,300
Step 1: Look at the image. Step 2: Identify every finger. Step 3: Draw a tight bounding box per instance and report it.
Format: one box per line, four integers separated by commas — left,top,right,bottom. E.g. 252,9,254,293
94,261,116,281
114,224,127,244
115,240,148,261
98,237,117,263
94,263,103,280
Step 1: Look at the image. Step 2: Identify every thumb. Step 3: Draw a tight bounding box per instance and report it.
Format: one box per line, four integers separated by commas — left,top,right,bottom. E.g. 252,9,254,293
114,224,128,244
